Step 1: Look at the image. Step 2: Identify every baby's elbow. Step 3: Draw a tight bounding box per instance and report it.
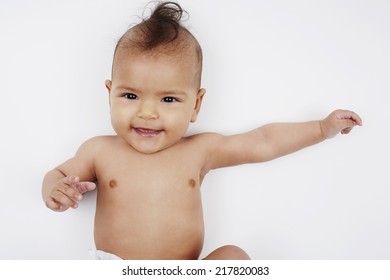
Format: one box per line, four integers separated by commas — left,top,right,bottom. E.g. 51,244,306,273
243,129,275,163
250,143,277,163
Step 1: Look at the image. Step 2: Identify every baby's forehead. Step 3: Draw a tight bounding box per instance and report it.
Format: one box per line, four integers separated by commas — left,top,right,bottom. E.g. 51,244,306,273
116,27,198,58
111,26,202,86
112,41,200,76
114,45,196,65
111,49,200,90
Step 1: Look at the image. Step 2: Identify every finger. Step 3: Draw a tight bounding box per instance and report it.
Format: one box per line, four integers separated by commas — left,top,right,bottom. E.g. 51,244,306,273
344,111,363,126
340,118,357,130
64,184,83,201
351,112,363,126
55,177,82,201
61,175,80,186
74,181,96,194
45,197,63,211
341,127,353,134
45,197,72,212
337,110,363,126
51,189,79,209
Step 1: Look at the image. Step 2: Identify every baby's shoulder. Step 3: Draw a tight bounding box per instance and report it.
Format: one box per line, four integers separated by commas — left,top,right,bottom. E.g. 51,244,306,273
77,135,121,153
187,132,222,141
183,132,224,149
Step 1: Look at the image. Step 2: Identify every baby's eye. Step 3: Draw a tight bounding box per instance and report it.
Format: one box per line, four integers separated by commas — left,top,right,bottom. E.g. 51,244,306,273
162,96,178,103
124,93,138,100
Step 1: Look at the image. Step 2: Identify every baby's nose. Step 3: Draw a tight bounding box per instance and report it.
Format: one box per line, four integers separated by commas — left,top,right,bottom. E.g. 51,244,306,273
137,101,158,120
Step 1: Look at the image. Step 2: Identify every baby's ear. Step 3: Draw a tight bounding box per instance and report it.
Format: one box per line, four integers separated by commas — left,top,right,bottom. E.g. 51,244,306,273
105,80,112,93
105,80,112,106
191,88,206,123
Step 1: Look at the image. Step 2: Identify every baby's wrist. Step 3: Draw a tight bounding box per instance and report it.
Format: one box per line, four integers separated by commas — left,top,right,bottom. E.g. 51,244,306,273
318,120,327,140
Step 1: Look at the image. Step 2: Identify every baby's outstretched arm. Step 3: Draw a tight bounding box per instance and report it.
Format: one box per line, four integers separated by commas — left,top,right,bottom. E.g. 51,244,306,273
259,109,363,160
206,109,362,170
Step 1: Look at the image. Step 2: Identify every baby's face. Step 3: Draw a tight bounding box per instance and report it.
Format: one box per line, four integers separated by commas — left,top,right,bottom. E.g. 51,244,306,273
106,53,205,154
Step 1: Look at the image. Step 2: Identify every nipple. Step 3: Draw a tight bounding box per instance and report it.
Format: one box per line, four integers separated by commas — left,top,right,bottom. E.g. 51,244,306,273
109,179,117,189
188,179,196,188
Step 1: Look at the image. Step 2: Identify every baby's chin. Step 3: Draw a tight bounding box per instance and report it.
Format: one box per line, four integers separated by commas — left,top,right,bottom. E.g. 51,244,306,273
125,139,177,155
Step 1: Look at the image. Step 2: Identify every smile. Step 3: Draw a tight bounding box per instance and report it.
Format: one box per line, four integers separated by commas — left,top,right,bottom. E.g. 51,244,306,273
134,127,163,138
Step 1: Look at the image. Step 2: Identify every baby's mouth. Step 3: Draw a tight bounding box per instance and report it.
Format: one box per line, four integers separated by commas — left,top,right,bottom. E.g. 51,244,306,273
134,127,163,138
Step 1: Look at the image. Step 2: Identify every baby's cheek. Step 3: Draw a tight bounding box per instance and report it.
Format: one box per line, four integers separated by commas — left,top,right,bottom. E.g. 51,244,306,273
111,109,128,127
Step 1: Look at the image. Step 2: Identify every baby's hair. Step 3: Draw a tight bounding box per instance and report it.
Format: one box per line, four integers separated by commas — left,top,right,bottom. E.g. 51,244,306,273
136,1,185,50
112,1,203,86
115,1,200,54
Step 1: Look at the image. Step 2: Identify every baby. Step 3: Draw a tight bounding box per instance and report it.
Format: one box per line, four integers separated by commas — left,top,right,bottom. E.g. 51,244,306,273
42,2,362,260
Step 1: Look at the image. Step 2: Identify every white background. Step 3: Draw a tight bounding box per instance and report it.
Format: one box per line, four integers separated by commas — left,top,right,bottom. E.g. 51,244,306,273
0,0,389,259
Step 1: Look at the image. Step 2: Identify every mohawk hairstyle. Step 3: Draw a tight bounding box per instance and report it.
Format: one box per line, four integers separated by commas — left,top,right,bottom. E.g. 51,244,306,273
137,1,184,50
112,1,203,86
115,1,198,53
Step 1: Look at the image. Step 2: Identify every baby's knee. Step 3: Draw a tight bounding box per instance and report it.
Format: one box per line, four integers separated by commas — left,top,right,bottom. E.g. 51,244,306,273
221,245,250,260
204,245,250,260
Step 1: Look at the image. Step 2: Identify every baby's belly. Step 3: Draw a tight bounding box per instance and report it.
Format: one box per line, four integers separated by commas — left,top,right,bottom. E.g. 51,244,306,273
94,182,204,260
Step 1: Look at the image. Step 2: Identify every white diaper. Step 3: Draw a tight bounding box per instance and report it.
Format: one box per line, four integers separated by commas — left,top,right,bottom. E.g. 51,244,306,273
89,249,123,260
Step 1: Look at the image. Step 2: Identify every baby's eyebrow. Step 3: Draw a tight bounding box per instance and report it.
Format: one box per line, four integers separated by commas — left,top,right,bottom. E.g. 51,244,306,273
117,85,140,93
159,90,188,96
117,85,188,97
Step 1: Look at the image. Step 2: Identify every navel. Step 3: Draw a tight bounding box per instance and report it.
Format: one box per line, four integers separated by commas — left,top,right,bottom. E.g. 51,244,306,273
188,178,196,188
109,179,117,189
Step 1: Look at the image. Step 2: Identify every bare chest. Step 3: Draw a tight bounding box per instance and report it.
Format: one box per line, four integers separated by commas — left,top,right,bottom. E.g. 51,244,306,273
93,143,206,218
96,147,201,193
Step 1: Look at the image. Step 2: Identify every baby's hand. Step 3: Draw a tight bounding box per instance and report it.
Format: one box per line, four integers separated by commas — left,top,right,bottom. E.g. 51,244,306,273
320,109,363,139
45,175,96,212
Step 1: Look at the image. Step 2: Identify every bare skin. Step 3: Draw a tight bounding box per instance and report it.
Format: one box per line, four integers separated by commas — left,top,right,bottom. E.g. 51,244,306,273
42,51,362,260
